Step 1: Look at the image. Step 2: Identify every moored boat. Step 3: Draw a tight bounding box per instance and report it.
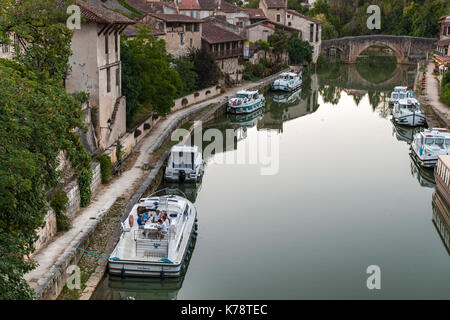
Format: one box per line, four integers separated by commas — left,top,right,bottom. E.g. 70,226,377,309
389,86,409,105
271,72,302,92
108,191,198,278
392,98,426,127
410,128,450,168
227,89,265,114
164,145,204,182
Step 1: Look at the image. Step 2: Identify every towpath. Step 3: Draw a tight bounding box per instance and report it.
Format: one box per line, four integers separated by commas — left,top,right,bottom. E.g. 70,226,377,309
424,62,450,127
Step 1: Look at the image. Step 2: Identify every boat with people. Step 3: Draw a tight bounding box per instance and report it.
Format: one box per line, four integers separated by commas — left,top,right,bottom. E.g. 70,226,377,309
389,86,409,105
410,128,450,168
392,97,426,127
108,190,198,278
271,71,302,92
164,145,204,182
227,89,265,114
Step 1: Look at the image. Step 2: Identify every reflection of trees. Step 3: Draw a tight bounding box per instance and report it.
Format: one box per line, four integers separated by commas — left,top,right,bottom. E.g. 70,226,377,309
356,55,397,84
300,73,312,100
319,85,342,105
352,94,363,106
317,61,341,80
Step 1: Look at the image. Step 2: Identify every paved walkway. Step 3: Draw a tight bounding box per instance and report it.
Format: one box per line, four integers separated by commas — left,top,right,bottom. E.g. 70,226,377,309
24,73,284,289
424,62,450,126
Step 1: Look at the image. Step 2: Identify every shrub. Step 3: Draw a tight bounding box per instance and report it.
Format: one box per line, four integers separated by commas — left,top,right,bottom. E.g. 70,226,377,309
78,168,92,207
95,155,112,184
50,189,70,232
442,71,450,88
440,83,450,106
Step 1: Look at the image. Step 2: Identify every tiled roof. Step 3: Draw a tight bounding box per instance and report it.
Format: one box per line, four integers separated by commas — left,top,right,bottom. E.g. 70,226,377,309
437,38,450,47
287,9,322,24
126,0,174,14
176,0,201,10
247,19,299,32
202,21,245,44
198,0,238,11
75,0,134,24
145,12,203,23
123,23,165,37
246,8,266,20
264,0,285,9
246,20,275,30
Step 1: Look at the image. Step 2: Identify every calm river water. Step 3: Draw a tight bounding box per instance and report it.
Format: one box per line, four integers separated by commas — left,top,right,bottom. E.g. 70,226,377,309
92,60,450,299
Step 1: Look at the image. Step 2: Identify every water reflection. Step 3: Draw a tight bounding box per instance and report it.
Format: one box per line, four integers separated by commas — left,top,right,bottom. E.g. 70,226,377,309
410,156,436,188
432,190,450,255
392,121,424,144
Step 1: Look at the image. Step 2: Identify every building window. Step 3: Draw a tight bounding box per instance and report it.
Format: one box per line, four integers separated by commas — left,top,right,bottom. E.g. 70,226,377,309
105,34,109,54
287,15,290,18
447,26,450,36
180,33,185,45
1,43,8,53
288,22,291,26
190,11,194,17
116,67,120,87
194,24,200,32
186,24,192,32
316,24,319,42
196,11,200,18
190,38,193,47
107,67,111,93
276,14,280,22
310,24,314,42
115,33,118,53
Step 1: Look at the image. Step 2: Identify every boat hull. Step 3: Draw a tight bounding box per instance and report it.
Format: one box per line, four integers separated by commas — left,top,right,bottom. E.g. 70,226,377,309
393,112,426,127
271,83,301,92
410,147,438,168
227,100,265,114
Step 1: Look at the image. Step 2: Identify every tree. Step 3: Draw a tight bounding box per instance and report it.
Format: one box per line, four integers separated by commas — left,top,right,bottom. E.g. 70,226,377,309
0,61,90,300
313,13,338,40
188,47,220,90
121,25,182,124
172,56,198,97
287,35,313,65
0,0,74,82
268,30,289,62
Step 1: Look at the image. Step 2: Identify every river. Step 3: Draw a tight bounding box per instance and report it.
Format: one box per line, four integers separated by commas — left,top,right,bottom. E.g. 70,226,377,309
91,58,450,300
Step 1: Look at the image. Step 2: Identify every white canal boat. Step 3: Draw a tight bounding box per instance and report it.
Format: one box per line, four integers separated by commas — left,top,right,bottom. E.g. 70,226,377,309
392,98,426,127
271,72,302,92
164,145,204,182
410,128,450,168
227,89,265,114
108,192,198,278
389,86,409,104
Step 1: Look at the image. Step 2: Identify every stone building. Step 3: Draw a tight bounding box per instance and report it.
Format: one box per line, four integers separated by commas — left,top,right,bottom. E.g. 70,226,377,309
246,8,267,24
0,34,15,60
65,0,135,151
140,12,203,57
258,0,322,62
202,20,245,83
437,14,450,56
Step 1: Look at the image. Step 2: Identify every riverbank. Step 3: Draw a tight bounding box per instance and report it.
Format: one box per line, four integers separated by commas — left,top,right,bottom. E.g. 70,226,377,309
27,70,287,300
420,61,450,128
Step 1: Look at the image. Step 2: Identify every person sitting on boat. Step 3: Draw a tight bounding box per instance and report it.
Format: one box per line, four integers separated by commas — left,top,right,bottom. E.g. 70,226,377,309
152,209,161,223
157,217,169,239
137,212,148,228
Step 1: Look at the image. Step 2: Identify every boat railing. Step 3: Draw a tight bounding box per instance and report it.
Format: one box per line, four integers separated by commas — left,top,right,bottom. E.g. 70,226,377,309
134,230,173,259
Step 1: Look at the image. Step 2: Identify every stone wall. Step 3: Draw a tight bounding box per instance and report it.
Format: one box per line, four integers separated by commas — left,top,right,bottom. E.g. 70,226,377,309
33,161,101,253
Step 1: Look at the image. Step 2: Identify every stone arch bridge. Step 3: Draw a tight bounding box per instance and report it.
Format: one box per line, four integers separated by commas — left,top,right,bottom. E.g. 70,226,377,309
321,35,437,64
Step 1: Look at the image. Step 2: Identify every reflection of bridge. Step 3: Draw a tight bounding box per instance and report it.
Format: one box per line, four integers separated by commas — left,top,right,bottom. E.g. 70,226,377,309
319,64,416,91
321,35,437,64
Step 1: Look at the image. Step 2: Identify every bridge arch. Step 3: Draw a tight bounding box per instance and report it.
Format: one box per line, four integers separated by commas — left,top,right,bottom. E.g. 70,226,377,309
321,35,437,65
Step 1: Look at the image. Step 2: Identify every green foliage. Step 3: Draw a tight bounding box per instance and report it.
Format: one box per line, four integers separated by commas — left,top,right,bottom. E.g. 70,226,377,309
306,0,449,38
442,71,450,88
78,168,93,207
243,58,285,81
188,48,221,90
287,36,313,65
50,189,68,215
95,155,112,184
243,0,259,8
287,0,308,14
440,83,450,106
121,25,181,127
268,30,289,60
172,56,198,97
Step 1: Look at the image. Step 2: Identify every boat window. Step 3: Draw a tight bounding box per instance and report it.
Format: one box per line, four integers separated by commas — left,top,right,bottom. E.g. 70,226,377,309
393,93,398,99
445,139,450,147
425,138,434,145
435,138,444,146
169,213,178,218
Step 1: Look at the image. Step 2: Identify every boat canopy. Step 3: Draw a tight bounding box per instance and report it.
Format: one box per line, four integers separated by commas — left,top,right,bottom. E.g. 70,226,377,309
236,90,258,97
393,86,408,92
169,145,199,168
280,72,298,78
